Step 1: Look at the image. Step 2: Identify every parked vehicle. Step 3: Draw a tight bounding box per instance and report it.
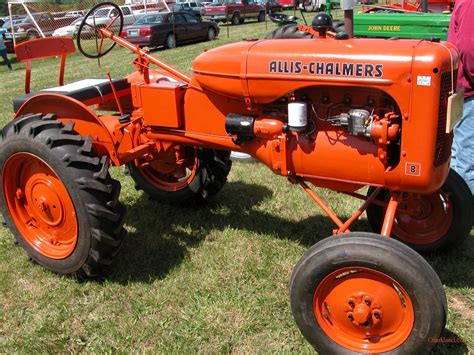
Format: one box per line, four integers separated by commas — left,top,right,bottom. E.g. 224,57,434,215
0,16,24,31
202,0,266,24
85,5,137,27
168,2,203,17
363,0,455,12
175,1,205,15
4,12,79,51
64,10,87,18
52,17,83,38
120,11,218,49
256,0,283,13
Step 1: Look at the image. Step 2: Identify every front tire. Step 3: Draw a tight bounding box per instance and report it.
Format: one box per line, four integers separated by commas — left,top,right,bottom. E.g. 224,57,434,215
290,232,446,354
0,114,126,278
127,148,231,204
366,169,472,254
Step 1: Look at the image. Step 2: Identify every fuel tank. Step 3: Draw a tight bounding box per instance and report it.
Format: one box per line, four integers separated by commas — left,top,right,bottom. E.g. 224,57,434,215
192,37,457,104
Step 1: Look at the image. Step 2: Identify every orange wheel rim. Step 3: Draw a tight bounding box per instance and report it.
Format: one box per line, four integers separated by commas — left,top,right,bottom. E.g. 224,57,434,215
393,192,453,245
3,153,78,259
313,266,414,352
137,148,198,192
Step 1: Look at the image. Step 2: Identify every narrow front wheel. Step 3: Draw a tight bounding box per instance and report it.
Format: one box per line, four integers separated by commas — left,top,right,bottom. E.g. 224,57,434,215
290,232,446,354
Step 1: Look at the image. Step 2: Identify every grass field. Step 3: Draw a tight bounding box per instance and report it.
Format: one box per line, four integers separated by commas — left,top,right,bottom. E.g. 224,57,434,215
0,11,473,353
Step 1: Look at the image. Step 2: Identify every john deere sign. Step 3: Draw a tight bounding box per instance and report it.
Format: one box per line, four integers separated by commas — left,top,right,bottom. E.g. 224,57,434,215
354,12,451,40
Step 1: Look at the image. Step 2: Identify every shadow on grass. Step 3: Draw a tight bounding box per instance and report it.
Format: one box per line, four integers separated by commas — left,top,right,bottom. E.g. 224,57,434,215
107,179,473,292
426,235,474,289
108,181,371,284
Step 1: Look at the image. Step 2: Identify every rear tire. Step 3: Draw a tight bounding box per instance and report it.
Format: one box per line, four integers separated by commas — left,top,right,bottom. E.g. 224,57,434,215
258,11,265,22
207,27,216,41
26,30,39,41
366,169,472,254
166,33,176,49
331,19,346,33
265,24,314,39
290,232,446,354
0,114,126,279
231,13,240,25
127,148,231,204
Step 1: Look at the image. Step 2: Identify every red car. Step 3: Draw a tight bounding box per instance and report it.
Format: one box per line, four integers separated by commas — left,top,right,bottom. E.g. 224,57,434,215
202,0,266,25
121,12,219,49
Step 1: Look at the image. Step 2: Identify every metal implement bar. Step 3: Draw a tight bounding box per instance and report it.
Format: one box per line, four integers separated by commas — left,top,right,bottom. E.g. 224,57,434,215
380,192,401,236
336,187,382,234
99,28,191,83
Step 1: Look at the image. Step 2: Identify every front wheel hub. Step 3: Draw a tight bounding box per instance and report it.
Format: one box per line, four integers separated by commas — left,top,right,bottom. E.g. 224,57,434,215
313,267,414,352
3,153,78,259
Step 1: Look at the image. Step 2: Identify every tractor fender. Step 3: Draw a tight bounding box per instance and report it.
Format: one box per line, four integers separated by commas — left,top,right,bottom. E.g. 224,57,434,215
14,93,119,164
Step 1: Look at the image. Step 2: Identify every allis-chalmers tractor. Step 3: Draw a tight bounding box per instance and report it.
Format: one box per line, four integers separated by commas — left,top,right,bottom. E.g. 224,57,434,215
0,3,472,353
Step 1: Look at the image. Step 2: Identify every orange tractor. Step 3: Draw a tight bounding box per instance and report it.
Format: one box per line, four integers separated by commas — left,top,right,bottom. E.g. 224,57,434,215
0,3,472,353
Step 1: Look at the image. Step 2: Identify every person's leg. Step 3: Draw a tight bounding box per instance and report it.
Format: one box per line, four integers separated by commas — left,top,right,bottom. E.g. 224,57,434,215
1,51,12,70
450,96,474,195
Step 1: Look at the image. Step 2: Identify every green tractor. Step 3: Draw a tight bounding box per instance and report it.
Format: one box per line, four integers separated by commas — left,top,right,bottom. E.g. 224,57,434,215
327,0,452,40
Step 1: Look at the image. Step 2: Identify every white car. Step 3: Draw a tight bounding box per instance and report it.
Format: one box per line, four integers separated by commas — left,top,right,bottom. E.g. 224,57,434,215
52,17,84,38
86,5,137,27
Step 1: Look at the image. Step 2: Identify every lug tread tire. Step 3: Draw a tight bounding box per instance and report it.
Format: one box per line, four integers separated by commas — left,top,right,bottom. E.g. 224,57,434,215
290,232,447,354
0,114,126,279
129,149,232,204
265,24,314,39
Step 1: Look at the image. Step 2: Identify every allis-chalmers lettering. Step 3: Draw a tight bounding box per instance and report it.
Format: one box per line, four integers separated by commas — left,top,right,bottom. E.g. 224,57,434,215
269,60,384,78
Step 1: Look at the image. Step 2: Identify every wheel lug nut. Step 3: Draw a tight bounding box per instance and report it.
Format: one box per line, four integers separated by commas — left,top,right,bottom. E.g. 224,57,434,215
348,298,355,307
373,310,381,319
347,312,354,321
364,297,371,306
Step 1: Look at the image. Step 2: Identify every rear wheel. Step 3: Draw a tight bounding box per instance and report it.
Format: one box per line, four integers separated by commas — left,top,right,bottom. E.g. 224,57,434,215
127,147,231,204
258,11,265,22
265,24,314,39
366,169,472,254
0,114,126,278
26,30,39,41
331,19,346,33
166,33,176,49
207,27,216,41
290,232,446,354
231,13,240,25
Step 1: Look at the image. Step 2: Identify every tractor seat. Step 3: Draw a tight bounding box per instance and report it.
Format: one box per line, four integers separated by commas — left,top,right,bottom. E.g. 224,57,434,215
13,78,130,113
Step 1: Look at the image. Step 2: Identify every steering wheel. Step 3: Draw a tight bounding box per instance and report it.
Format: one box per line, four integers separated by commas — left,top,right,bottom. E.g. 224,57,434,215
77,2,124,59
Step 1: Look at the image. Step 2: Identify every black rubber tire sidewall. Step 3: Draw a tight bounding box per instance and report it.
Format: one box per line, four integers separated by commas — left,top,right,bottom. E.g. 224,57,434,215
290,232,447,354
232,13,240,25
128,148,231,204
0,137,92,273
0,115,125,278
366,169,473,254
166,33,176,48
207,27,215,40
265,24,314,39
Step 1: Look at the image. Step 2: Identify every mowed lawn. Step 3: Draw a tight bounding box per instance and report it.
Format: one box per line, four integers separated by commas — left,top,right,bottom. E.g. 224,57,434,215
0,13,472,353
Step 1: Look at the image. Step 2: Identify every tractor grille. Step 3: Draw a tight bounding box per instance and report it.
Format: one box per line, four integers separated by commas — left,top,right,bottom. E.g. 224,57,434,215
434,71,456,167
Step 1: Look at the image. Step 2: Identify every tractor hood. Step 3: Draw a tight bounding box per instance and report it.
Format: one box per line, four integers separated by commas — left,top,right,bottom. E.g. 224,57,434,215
192,37,458,104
